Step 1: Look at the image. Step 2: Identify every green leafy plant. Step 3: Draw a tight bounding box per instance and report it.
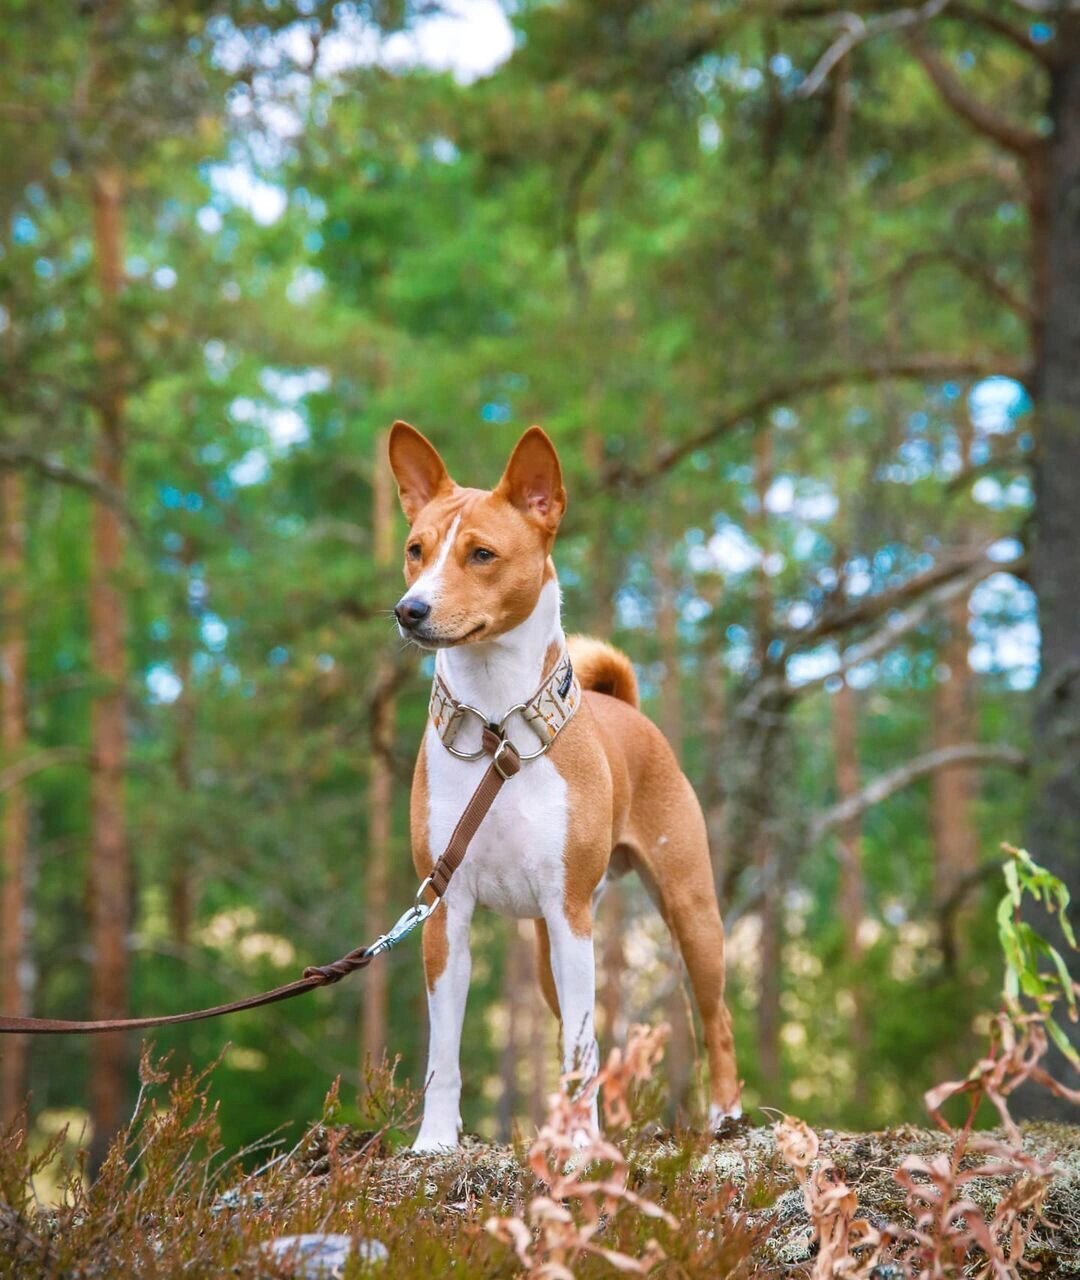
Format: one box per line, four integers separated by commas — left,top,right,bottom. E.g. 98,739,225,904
998,844,1079,1066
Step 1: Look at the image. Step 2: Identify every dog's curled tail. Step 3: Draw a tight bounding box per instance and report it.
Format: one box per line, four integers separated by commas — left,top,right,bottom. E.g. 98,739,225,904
567,635,640,709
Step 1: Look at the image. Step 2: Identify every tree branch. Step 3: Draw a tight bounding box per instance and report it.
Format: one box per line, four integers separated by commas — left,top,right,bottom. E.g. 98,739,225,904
0,446,139,532
907,31,1043,154
945,439,1033,492
605,353,1029,490
810,742,1028,842
803,551,1019,692
1000,0,1080,14
949,2,1057,66
853,248,1035,322
798,0,952,98
779,541,1001,652
0,746,91,795
737,546,1023,723
893,154,1023,203
562,127,610,306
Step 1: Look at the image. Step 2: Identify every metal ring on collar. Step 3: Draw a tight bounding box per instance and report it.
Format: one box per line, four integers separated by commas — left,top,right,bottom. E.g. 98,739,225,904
498,704,551,762
443,703,494,760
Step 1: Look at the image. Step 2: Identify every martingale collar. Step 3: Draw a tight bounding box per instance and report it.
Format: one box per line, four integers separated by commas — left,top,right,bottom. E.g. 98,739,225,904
429,648,581,763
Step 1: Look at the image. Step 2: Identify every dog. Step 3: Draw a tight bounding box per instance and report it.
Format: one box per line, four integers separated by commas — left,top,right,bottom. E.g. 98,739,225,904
388,422,740,1151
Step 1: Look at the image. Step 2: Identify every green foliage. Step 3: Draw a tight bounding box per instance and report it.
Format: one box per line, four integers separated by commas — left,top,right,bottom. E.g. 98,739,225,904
998,845,1079,1066
0,0,1052,1153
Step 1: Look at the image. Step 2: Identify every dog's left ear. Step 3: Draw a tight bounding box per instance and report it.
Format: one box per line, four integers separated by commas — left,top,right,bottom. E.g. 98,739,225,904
496,427,567,535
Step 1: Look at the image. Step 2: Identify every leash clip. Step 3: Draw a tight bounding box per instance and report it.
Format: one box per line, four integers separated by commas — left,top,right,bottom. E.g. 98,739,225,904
363,882,440,959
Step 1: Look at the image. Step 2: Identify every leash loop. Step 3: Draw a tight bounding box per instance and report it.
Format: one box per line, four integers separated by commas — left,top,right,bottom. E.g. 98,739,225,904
301,947,372,987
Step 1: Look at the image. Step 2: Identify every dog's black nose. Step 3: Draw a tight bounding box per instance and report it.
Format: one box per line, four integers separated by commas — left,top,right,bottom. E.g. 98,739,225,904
395,597,431,628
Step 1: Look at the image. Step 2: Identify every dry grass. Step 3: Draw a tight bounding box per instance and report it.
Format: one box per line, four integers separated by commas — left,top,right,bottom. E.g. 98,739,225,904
3,1039,1077,1279
3,849,1078,1278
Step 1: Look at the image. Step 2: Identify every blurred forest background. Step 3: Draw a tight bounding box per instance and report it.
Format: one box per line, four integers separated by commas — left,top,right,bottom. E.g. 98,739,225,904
2,0,1078,1171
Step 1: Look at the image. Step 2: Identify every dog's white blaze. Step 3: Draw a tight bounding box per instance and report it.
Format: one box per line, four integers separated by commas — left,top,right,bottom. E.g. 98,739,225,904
410,513,461,606
412,575,600,1152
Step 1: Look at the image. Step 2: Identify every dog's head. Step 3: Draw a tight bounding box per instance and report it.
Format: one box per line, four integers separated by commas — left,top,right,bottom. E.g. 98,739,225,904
387,422,566,649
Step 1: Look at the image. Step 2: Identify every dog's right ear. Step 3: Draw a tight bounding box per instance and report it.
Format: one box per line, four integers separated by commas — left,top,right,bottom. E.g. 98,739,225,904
387,422,453,523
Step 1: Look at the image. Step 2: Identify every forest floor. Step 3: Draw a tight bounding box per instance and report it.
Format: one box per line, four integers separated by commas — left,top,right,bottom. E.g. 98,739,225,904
358,1122,1080,1275
8,1114,1080,1276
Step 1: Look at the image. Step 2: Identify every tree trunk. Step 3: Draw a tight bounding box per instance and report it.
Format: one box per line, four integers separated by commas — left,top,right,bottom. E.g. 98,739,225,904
88,163,130,1170
831,675,869,1111
931,595,979,948
360,429,396,1069
583,429,629,1055
1025,15,1080,1107
1,469,28,1125
652,537,695,1115
168,645,195,948
751,428,783,1095
168,538,196,948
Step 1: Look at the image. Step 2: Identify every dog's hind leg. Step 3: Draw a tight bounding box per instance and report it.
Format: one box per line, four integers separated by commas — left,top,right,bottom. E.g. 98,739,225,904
634,828,741,1128
533,917,561,1019
668,884,741,1128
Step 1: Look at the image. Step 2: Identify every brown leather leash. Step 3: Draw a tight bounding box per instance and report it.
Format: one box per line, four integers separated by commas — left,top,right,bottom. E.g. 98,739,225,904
0,727,520,1035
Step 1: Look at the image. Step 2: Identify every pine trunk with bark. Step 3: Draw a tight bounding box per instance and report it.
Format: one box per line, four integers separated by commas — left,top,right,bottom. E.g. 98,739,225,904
584,429,629,1055
831,675,869,1111
931,595,979,945
752,428,783,1094
1,469,28,1125
1026,15,1080,1107
88,164,130,1170
168,645,195,949
1031,16,1080,929
361,429,397,1069
932,399,979,960
169,540,197,949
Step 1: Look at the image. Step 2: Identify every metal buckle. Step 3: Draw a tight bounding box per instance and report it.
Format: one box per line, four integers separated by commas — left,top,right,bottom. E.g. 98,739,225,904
443,703,491,761
491,736,517,780
497,704,550,762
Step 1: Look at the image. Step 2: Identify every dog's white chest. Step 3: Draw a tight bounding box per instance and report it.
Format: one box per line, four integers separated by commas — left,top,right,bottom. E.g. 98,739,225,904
423,726,569,919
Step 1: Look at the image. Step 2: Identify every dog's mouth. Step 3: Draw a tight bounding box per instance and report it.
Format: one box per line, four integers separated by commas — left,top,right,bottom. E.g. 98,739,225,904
404,621,487,650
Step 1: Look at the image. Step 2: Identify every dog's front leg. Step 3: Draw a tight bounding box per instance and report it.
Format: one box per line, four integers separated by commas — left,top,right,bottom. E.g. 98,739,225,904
413,894,474,1153
545,910,600,1137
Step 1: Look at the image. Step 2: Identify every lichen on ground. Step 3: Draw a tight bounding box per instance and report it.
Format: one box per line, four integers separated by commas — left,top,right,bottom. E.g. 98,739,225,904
356,1121,1080,1276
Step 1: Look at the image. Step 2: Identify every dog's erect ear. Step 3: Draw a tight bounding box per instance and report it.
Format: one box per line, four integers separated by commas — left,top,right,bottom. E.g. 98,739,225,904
387,422,453,523
496,427,566,535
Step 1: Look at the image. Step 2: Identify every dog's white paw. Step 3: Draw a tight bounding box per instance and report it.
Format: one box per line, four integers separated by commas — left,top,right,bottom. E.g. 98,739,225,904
570,1123,599,1152
411,1124,461,1154
709,1100,743,1133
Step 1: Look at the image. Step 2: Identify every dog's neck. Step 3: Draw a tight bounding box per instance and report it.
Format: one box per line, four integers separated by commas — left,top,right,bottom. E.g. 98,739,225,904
434,572,564,722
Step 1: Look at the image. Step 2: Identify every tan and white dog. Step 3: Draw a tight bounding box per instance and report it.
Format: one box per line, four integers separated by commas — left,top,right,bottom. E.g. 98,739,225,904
388,422,740,1152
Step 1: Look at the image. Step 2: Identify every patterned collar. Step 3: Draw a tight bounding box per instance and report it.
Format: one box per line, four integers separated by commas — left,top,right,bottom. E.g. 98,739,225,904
428,648,581,762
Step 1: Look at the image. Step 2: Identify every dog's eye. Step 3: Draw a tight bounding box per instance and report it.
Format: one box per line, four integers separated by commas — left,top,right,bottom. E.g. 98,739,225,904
470,547,496,564
407,542,422,561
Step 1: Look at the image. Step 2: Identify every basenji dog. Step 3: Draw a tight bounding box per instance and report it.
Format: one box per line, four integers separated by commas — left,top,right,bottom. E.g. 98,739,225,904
388,422,740,1152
